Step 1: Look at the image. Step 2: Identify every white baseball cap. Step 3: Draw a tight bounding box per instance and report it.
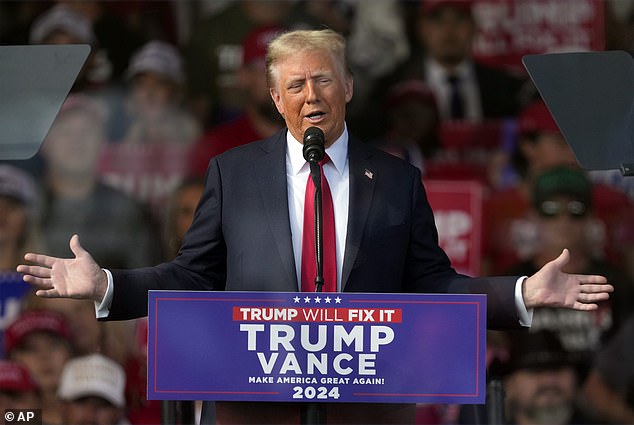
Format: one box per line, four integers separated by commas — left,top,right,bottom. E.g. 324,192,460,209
58,354,126,407
126,40,185,84
29,5,96,45
0,165,36,206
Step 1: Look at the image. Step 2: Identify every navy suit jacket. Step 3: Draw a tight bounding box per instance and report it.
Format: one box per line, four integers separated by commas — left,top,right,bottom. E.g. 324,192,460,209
108,128,521,329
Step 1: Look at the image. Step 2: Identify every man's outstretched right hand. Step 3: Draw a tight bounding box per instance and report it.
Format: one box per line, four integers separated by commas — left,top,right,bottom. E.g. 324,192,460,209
17,234,108,304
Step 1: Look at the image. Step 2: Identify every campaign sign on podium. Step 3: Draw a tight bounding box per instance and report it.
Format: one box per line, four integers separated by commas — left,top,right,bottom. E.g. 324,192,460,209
147,291,486,404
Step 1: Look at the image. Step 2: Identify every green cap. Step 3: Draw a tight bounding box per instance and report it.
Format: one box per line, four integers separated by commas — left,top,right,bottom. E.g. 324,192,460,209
532,166,592,209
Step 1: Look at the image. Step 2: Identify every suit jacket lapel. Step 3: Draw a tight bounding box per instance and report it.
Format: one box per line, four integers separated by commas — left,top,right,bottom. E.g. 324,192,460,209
252,130,298,289
341,138,376,290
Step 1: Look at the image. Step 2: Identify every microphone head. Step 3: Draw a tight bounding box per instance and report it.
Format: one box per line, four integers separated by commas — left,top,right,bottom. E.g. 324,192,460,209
302,127,325,163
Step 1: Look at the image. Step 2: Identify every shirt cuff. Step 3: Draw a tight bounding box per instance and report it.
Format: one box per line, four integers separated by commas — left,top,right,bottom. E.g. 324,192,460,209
515,276,533,327
94,268,114,319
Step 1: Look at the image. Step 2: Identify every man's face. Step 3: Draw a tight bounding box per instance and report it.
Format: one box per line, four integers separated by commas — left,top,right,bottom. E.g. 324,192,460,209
505,367,577,425
535,195,590,259
269,49,353,147
419,7,475,67
522,132,579,175
130,73,179,120
42,110,104,178
63,396,122,425
10,332,72,393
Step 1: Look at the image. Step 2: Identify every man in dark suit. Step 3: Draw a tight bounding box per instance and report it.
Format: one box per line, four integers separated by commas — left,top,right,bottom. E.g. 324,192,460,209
19,29,612,424
407,0,526,122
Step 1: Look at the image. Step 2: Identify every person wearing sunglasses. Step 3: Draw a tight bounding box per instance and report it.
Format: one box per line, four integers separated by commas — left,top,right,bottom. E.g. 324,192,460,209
504,166,634,390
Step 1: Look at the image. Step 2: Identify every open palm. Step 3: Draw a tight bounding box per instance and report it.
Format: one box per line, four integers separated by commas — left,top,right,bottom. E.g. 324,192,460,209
17,234,107,303
523,249,613,310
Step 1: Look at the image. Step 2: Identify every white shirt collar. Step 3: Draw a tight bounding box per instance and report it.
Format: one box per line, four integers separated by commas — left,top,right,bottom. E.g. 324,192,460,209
426,57,473,82
286,126,349,176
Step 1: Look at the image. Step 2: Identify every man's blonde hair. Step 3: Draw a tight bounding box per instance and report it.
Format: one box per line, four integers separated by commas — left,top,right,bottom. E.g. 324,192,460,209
266,29,350,89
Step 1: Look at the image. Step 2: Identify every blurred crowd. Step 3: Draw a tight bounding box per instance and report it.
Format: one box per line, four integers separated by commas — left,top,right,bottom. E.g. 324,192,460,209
2,1,634,424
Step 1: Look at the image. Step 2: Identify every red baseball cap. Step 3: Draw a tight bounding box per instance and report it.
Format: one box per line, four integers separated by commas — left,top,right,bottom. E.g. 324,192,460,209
4,310,73,355
242,25,285,66
421,0,473,16
517,100,561,135
385,79,438,111
0,360,39,392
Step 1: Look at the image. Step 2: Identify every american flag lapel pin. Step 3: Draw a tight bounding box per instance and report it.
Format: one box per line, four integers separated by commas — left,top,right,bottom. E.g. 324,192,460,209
364,169,374,180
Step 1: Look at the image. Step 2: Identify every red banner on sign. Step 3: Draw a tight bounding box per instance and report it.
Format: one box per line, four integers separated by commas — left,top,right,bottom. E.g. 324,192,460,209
472,0,605,74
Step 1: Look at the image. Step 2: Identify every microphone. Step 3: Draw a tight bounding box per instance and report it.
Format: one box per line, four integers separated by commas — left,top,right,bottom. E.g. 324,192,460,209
303,127,325,163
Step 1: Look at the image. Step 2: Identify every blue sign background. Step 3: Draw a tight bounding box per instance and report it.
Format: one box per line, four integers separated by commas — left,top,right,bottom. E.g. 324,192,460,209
148,291,486,404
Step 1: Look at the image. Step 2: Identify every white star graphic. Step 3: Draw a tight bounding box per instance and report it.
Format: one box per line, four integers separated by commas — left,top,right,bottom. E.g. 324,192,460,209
324,296,332,303
304,296,312,303
315,297,321,303
293,296,300,303
335,297,342,304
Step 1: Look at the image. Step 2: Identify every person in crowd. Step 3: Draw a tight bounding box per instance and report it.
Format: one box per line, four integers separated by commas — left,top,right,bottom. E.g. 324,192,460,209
0,165,42,358
0,360,41,412
123,177,207,425
4,310,75,425
20,290,152,424
370,79,440,172
20,295,102,358
20,292,132,368
184,0,293,127
51,1,150,84
354,0,525,139
582,312,634,424
17,29,612,425
0,165,40,272
352,0,527,181
28,3,107,93
503,330,594,425
190,25,285,177
163,177,206,259
343,0,409,123
504,166,634,382
484,98,634,275
36,93,162,269
57,353,129,425
118,40,200,146
396,0,526,122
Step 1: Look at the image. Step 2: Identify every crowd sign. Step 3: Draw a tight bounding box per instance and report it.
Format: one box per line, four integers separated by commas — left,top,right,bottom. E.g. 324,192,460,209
472,0,604,73
425,180,483,276
0,273,31,358
148,291,486,404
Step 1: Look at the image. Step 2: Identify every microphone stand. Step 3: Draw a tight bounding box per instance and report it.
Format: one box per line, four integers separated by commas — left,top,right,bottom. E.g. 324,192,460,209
301,161,327,425
310,161,324,293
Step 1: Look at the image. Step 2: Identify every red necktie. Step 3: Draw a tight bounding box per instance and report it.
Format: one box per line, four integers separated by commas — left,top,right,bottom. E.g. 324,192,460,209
301,156,336,292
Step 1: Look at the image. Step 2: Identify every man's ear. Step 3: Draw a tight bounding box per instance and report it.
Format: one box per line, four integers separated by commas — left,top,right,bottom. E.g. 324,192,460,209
269,88,284,117
344,75,354,104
